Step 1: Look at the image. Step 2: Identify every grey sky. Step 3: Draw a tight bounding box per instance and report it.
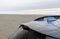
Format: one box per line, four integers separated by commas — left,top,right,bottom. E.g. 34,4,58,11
0,0,60,11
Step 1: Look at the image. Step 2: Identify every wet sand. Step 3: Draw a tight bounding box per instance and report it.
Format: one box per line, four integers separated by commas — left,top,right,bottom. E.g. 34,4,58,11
0,15,41,39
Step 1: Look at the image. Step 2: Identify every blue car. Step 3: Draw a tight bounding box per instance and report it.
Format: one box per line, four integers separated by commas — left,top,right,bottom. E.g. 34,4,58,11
9,16,60,39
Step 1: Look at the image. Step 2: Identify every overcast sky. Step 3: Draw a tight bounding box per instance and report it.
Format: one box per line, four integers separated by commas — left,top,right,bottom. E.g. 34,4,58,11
0,0,60,11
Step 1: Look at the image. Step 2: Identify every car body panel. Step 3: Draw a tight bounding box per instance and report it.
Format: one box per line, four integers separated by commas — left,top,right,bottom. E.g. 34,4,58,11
21,16,60,39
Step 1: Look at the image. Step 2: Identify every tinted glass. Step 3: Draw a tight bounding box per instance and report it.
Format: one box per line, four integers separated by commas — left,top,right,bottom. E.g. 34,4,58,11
34,16,60,21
